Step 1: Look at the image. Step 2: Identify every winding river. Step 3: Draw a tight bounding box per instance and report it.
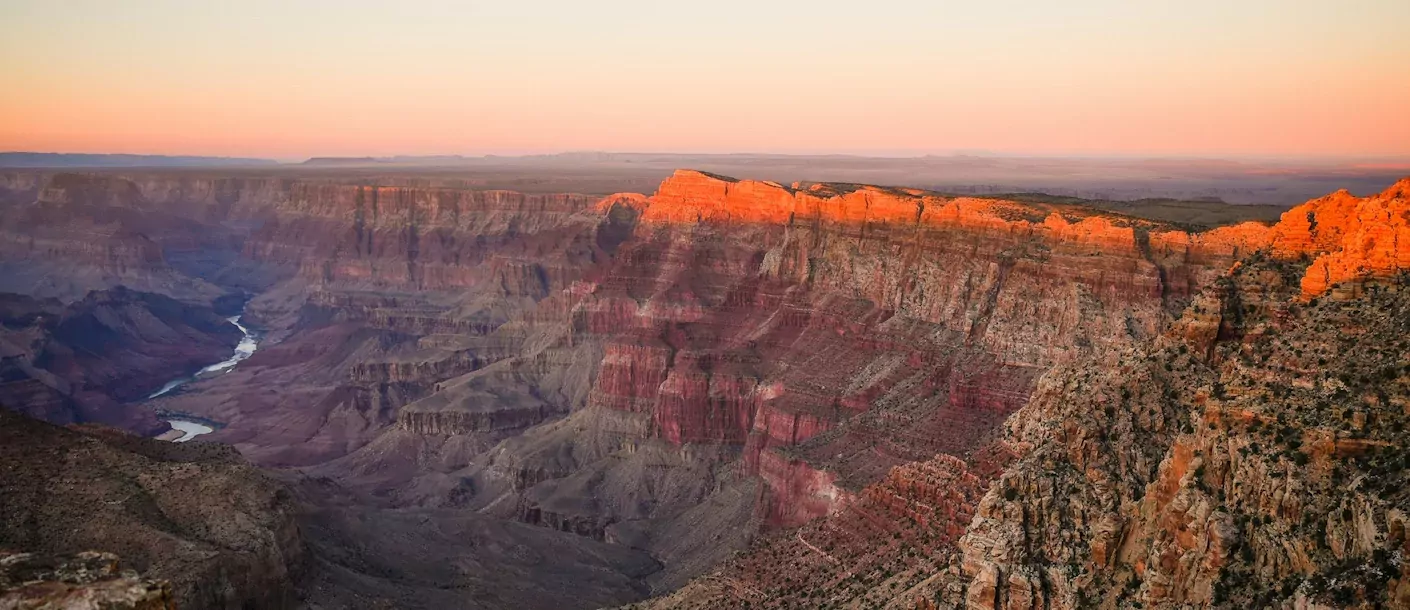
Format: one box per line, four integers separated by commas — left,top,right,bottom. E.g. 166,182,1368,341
147,314,259,442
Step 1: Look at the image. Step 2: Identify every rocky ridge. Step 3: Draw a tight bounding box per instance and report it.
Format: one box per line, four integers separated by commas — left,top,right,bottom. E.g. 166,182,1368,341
0,409,305,609
942,258,1410,610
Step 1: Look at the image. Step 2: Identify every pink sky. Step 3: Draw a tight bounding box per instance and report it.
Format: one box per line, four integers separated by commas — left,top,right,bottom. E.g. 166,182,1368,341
2,0,1408,159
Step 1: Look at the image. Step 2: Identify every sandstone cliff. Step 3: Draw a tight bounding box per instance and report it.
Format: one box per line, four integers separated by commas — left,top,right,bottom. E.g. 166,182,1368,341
1271,177,1410,297
570,170,1271,536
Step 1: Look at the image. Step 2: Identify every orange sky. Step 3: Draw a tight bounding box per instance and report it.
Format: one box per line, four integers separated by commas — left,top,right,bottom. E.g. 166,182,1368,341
2,0,1408,159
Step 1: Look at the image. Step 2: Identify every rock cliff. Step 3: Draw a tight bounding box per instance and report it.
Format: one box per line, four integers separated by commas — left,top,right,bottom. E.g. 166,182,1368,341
629,175,1410,609
0,173,231,303
940,255,1410,610
1272,178,1410,297
573,170,1268,534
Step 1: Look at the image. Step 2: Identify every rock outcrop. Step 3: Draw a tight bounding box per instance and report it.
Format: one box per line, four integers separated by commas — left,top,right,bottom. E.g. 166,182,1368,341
0,409,305,609
941,255,1410,609
0,551,174,610
1274,178,1410,297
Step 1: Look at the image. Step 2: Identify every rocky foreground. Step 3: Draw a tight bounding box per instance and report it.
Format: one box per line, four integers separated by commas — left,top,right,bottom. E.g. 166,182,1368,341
0,551,174,610
0,169,1406,608
0,408,303,608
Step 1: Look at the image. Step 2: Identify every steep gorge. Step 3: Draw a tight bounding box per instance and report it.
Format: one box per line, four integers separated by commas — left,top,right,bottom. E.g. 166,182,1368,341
1,168,1407,608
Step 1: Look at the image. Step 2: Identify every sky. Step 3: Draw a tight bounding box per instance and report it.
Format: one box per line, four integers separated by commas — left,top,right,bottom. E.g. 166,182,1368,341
1,0,1408,159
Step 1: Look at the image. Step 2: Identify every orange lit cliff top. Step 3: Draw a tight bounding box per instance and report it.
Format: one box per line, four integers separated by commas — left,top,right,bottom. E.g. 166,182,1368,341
601,170,1410,298
1278,177,1410,296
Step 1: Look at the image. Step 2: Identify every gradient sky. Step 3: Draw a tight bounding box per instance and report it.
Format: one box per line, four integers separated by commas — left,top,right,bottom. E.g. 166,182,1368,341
2,0,1408,159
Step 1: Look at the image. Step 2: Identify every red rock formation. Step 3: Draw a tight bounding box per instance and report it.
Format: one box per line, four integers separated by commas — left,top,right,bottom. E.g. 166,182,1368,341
642,169,1410,301
572,169,1263,532
613,174,1410,609
1288,178,1410,297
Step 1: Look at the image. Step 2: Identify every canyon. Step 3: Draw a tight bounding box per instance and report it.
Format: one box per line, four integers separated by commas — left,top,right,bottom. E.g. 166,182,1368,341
0,166,1407,609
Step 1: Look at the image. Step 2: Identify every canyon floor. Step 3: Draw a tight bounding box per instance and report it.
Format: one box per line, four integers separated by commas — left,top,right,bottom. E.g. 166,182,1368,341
1,163,1408,609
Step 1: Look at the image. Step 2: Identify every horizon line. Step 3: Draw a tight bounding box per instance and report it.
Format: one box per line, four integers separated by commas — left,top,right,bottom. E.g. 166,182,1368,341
6,149,1410,166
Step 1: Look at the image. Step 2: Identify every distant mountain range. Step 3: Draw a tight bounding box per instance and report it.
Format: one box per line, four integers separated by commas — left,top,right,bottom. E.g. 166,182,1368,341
0,152,279,168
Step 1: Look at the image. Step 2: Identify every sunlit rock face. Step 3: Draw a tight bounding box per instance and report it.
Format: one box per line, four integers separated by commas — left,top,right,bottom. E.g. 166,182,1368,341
1270,178,1410,297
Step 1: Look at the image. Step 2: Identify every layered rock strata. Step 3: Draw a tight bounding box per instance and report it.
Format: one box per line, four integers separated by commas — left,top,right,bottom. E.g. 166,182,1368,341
6,168,1408,608
631,175,1410,609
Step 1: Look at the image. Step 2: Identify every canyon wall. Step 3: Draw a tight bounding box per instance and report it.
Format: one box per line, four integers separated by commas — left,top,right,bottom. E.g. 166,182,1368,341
309,167,1308,589
630,177,1410,608
944,255,1410,610
0,171,622,466
569,169,1272,531
0,173,230,303
5,168,1407,608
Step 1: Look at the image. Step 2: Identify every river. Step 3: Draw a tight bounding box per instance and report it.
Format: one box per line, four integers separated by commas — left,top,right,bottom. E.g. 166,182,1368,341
147,314,259,442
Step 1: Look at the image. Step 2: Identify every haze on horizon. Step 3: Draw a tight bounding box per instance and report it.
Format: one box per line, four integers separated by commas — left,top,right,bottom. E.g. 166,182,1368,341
2,0,1408,160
